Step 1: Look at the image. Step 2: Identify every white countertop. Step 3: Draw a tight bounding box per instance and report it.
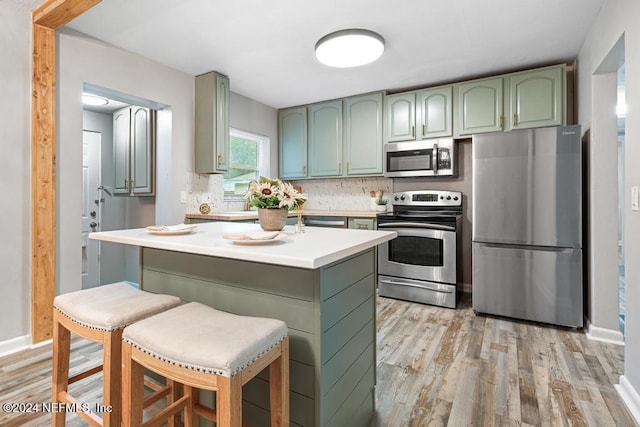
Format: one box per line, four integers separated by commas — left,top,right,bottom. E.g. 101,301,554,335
89,222,396,269
185,209,380,221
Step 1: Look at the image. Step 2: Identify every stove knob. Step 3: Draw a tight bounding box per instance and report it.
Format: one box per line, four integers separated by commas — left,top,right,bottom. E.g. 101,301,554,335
453,196,459,201
446,195,452,200
400,195,406,201
394,195,399,201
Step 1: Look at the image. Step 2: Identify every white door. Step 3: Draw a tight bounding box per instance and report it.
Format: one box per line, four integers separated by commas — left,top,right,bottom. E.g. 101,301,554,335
82,131,101,288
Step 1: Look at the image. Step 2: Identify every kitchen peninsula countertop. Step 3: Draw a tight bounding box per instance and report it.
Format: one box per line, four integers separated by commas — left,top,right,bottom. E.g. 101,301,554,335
89,221,394,269
90,221,393,426
185,209,380,221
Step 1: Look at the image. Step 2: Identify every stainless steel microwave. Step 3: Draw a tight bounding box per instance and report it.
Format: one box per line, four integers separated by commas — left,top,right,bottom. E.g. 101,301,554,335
383,139,456,178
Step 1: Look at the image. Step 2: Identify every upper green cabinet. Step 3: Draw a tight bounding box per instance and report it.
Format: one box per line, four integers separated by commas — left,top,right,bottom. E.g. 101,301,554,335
384,93,416,142
279,107,308,179
309,100,343,177
507,66,564,130
454,64,566,137
384,86,452,142
455,77,504,137
195,71,230,173
343,93,383,175
418,86,453,139
278,92,383,179
113,105,154,196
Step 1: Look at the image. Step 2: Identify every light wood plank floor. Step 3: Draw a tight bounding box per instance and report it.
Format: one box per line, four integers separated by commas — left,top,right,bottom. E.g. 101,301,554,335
0,294,636,426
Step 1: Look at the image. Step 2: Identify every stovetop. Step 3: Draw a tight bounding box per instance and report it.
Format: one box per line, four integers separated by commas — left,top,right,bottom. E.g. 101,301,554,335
377,190,462,222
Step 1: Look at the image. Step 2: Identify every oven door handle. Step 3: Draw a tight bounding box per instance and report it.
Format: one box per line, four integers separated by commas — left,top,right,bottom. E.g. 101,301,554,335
378,222,455,232
379,278,453,294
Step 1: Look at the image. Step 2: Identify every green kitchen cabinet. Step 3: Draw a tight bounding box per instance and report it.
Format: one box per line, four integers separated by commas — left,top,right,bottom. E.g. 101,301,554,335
113,105,155,196
455,76,504,137
417,86,453,138
385,86,452,142
507,65,565,130
279,106,308,179
309,100,343,177
343,93,383,175
384,92,416,142
195,71,230,173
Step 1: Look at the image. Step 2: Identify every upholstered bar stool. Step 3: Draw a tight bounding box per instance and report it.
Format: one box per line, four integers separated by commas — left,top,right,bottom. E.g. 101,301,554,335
121,302,290,427
51,282,181,427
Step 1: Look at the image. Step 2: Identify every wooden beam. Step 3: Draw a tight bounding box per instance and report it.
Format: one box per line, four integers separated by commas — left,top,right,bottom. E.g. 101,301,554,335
33,0,101,29
31,0,102,343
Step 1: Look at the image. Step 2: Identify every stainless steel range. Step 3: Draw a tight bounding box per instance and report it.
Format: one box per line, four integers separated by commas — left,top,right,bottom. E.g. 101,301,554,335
377,190,462,308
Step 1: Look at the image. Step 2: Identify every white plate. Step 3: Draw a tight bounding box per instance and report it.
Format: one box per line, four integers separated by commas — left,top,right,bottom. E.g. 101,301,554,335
146,225,197,235
222,232,287,245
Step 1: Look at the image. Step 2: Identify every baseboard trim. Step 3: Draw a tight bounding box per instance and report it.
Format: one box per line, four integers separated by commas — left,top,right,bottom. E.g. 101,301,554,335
0,335,51,358
585,320,625,346
616,375,640,425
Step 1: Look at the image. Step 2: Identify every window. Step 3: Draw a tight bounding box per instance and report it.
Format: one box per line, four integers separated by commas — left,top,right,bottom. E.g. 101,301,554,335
223,128,270,197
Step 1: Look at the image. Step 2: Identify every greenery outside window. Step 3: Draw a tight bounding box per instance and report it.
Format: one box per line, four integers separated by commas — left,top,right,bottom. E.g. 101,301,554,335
223,128,270,198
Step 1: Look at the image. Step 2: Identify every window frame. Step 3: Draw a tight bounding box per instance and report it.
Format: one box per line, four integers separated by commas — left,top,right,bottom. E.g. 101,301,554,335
223,128,270,200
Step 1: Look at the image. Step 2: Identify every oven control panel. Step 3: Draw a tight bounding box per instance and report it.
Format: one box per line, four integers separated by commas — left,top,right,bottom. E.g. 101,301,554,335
391,190,462,207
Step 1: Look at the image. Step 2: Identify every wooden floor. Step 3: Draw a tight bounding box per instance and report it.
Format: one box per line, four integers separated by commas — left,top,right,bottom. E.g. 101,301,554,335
0,294,636,426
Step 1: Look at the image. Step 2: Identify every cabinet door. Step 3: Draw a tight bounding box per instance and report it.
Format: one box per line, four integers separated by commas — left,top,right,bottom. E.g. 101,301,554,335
344,93,383,175
278,107,308,179
195,71,230,173
130,106,154,195
456,77,503,136
385,92,416,142
417,86,452,138
113,107,131,195
215,74,230,171
509,66,564,130
309,100,342,177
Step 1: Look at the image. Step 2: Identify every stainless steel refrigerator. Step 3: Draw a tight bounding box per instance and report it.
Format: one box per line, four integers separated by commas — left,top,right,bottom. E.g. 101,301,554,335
472,125,583,327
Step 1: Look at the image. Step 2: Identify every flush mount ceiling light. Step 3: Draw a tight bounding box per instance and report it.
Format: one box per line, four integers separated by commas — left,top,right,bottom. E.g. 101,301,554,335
82,93,109,106
315,29,385,68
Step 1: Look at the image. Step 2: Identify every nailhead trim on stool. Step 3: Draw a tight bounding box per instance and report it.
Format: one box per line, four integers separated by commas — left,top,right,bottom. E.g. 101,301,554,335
121,302,290,426
51,282,181,427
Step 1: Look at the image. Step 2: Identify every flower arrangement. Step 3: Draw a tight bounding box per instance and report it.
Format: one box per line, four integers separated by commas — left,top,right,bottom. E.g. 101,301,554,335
244,177,307,211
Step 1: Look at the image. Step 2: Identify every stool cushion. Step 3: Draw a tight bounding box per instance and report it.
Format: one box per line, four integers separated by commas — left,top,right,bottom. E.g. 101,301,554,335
54,282,181,332
123,302,288,377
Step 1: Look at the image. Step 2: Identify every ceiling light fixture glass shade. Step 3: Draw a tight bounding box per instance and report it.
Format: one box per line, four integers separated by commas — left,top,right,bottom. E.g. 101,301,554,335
315,29,385,68
82,93,109,106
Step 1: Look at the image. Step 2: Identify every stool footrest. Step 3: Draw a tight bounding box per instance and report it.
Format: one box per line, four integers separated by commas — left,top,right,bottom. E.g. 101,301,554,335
68,364,103,385
58,391,103,427
193,402,216,422
144,394,189,427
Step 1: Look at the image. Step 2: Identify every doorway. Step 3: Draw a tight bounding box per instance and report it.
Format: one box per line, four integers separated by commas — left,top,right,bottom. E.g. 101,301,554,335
617,63,626,335
82,130,101,288
82,84,163,286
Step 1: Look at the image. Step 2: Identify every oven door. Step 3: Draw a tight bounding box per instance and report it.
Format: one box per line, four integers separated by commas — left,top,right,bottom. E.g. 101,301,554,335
377,222,457,284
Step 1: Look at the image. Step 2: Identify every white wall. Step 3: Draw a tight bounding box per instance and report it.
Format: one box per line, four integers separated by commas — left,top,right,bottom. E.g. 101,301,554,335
0,2,31,344
577,0,640,417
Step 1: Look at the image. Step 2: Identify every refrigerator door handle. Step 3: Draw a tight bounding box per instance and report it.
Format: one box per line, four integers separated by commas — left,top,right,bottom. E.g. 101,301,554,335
475,242,576,253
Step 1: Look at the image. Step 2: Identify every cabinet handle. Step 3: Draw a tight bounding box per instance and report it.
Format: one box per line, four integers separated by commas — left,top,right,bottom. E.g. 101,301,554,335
499,115,504,129
411,125,415,138
217,154,223,166
124,179,128,191
422,124,426,137
347,162,350,173
512,113,517,126
303,165,307,175
129,180,134,193
338,162,342,174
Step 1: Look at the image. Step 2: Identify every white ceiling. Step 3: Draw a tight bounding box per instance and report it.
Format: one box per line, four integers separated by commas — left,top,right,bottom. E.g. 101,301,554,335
65,0,604,110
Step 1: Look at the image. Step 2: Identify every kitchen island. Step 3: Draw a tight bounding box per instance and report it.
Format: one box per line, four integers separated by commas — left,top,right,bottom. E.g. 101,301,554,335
90,222,396,427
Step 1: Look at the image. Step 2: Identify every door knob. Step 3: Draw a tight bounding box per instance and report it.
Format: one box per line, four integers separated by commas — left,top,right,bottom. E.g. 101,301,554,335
90,222,98,228
90,211,97,218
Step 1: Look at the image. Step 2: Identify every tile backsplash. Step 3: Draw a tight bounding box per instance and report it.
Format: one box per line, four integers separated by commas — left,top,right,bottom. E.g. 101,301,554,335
185,173,394,214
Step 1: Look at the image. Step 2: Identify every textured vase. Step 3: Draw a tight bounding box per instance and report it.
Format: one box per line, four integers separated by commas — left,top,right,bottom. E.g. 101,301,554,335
257,208,288,231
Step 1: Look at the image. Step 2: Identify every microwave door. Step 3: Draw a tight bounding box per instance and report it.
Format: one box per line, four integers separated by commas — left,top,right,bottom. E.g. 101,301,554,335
386,148,434,177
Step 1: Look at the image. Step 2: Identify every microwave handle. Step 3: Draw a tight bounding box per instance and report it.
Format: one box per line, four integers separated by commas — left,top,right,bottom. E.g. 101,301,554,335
433,142,438,174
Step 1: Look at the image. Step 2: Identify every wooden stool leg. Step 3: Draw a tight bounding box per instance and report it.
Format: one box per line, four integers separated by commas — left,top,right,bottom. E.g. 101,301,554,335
184,385,195,427
121,342,144,427
270,338,290,427
51,313,70,427
217,375,242,427
101,329,122,426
